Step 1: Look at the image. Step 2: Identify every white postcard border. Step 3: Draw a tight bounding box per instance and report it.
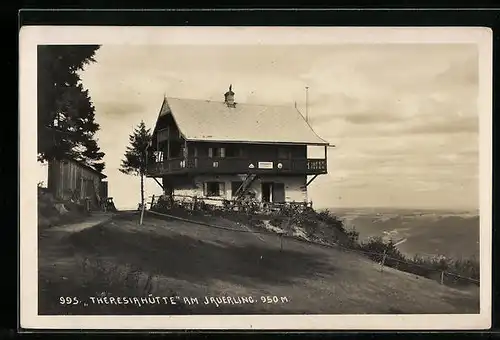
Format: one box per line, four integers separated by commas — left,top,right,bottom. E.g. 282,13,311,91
19,26,492,330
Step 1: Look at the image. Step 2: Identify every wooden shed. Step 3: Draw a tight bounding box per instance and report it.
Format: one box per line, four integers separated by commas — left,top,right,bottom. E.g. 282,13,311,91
47,158,107,208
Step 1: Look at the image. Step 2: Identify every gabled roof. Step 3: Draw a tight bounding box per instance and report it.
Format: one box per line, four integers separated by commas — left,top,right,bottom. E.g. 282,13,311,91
156,97,331,146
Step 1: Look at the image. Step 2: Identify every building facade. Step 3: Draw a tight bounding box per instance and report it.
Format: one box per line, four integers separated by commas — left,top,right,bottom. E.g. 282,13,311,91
146,86,331,205
47,158,108,208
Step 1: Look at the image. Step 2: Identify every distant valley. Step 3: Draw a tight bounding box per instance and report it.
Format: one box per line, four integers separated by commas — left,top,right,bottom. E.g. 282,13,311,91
328,207,480,259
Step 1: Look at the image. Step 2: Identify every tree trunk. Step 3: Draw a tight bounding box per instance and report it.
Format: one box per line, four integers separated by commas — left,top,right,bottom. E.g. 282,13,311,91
140,173,145,208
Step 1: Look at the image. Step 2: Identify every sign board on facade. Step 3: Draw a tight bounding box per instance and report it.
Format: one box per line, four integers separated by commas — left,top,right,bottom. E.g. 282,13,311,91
258,161,273,169
248,163,255,169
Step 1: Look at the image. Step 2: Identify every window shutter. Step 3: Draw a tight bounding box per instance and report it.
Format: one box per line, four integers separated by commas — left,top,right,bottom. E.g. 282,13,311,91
218,182,225,197
220,147,225,158
208,148,213,158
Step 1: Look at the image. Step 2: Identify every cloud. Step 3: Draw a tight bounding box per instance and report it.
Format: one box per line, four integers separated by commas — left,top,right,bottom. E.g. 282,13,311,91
97,100,148,117
343,111,403,125
300,44,479,150
433,52,479,88
403,116,479,135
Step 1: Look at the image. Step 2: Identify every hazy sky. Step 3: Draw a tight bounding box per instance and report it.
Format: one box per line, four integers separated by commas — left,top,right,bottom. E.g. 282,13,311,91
39,43,479,210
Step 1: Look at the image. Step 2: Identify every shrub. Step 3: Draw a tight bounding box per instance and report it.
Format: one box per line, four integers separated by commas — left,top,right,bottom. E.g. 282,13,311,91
359,236,404,263
222,199,232,211
315,209,359,246
317,210,344,227
152,195,173,212
357,236,479,287
344,227,360,247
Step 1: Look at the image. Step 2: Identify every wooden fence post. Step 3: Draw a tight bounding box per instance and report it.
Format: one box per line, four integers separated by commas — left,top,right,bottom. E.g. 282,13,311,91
150,195,155,210
440,271,444,285
139,200,146,225
380,249,387,272
279,232,284,252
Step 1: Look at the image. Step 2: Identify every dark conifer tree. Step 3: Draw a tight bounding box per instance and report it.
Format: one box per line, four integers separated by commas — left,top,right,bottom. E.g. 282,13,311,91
37,45,105,172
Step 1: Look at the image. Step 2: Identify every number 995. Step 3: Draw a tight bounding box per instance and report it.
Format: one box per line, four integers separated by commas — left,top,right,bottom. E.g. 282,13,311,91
59,297,79,305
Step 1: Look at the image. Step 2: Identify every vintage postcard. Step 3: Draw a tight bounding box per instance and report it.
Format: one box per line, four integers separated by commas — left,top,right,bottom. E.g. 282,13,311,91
19,26,492,330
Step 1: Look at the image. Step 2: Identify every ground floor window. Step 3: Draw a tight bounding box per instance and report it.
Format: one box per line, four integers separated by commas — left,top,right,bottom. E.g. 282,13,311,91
204,181,225,197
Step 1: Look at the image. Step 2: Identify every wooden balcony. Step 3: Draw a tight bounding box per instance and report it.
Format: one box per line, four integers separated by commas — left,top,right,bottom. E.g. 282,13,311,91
146,157,327,177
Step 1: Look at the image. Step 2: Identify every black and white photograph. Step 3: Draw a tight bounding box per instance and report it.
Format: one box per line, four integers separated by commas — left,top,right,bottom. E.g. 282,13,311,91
20,26,492,330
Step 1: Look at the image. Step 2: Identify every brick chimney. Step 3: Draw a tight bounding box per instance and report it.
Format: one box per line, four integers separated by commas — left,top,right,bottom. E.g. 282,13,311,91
224,84,236,107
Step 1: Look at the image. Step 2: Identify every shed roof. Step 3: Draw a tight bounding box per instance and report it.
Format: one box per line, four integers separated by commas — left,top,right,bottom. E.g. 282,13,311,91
64,158,107,179
157,97,331,146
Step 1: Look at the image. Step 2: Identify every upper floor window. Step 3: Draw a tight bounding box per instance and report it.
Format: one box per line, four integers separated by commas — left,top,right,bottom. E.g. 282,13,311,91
278,147,291,159
157,127,169,142
226,145,243,158
208,147,225,158
208,145,242,158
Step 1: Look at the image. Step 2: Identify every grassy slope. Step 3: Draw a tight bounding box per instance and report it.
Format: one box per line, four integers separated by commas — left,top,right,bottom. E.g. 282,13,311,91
38,212,479,315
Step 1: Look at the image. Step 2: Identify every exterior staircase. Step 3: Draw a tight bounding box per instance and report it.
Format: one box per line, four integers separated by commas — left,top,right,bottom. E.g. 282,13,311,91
234,174,257,199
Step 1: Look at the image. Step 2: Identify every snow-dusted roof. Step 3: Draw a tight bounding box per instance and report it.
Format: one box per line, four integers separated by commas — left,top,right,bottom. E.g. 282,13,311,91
156,97,330,146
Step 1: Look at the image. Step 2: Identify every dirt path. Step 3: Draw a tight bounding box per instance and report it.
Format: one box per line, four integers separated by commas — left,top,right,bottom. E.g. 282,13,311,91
38,212,116,273
41,212,114,235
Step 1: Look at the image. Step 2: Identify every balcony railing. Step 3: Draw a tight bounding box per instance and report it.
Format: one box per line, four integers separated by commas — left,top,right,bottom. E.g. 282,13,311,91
146,157,327,177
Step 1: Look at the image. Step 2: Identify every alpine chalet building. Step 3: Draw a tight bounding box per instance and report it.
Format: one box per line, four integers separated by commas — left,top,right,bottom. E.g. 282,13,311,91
146,86,331,206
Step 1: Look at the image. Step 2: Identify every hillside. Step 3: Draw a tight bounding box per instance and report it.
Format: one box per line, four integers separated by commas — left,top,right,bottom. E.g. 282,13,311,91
38,211,479,315
331,208,479,259
38,187,91,229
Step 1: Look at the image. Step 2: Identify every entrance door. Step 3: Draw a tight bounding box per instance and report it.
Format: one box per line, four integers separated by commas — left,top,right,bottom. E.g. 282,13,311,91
261,182,272,202
272,183,285,203
231,181,244,198
84,178,94,199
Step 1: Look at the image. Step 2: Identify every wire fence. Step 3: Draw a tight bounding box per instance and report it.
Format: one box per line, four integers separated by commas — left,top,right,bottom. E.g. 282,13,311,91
142,207,480,287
